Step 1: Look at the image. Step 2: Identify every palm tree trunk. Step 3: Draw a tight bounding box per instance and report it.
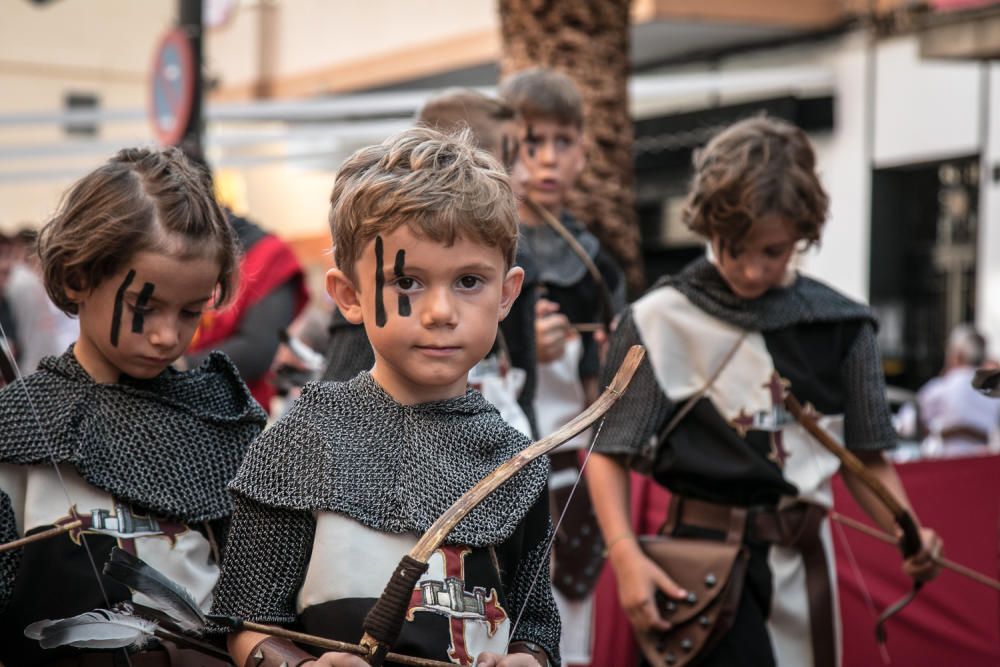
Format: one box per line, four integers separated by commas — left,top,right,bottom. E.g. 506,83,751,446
499,0,643,293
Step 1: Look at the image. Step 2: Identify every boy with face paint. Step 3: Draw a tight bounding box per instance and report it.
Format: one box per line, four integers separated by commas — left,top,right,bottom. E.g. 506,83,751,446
322,88,540,439
215,128,560,667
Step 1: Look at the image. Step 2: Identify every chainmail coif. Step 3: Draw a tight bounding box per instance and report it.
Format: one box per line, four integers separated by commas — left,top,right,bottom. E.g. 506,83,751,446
665,257,875,331
230,371,550,547
0,347,267,522
520,213,600,288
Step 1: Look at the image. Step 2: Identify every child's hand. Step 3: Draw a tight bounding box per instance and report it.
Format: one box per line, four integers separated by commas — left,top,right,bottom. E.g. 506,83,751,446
535,298,573,363
308,651,369,666
609,537,687,633
476,651,544,666
902,526,943,582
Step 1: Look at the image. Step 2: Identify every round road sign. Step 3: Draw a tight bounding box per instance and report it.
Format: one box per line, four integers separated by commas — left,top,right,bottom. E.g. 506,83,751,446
149,28,196,146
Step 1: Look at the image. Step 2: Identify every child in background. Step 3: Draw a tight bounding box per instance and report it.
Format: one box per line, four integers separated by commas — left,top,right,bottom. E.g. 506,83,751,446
500,67,625,665
0,147,267,665
214,128,559,667
587,116,942,667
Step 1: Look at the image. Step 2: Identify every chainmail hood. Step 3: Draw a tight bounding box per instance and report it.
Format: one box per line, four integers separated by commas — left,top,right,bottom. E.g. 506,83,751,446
521,213,600,288
0,348,266,522
230,371,550,547
663,257,875,332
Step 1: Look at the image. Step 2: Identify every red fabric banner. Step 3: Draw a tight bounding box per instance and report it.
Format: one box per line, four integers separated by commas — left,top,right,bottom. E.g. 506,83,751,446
587,455,1000,666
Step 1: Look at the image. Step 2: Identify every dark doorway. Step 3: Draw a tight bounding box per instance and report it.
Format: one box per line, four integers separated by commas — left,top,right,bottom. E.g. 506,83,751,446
869,156,979,390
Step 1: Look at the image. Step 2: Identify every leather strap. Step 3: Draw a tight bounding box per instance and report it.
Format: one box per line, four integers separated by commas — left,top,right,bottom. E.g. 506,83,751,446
509,640,549,666
768,503,836,667
244,637,315,667
655,334,748,447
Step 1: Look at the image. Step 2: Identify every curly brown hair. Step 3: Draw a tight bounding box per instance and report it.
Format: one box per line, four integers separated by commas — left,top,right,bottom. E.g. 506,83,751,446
683,116,829,252
330,126,519,283
38,147,239,315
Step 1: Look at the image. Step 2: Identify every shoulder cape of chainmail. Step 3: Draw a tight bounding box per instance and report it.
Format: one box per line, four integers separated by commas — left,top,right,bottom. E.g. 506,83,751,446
661,257,876,331
230,371,550,547
521,212,600,288
0,348,267,522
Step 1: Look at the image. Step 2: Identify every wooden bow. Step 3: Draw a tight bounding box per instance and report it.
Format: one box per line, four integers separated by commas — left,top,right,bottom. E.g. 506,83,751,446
357,345,645,665
783,392,923,643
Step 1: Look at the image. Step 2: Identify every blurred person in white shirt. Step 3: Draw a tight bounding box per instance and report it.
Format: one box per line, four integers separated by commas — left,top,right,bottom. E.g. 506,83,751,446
906,324,1000,458
4,228,78,372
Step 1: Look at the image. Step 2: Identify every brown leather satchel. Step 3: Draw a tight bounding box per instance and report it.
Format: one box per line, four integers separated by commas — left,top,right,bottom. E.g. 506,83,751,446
633,335,751,666
635,512,749,667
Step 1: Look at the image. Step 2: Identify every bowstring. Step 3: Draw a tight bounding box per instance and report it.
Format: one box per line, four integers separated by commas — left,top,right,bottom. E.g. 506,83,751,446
796,407,891,664
505,415,608,651
830,508,892,665
0,321,133,666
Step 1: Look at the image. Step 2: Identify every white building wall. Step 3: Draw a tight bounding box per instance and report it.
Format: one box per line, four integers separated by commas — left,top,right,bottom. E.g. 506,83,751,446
716,31,996,345
977,64,1000,354
802,32,873,304
872,37,982,169
699,31,874,302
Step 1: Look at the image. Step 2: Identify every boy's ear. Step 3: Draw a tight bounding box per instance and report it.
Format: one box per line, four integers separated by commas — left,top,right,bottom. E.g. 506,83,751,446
498,266,525,321
326,267,364,325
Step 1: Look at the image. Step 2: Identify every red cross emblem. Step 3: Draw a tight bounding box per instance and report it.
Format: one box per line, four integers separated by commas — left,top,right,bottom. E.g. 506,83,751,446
405,545,508,665
727,372,793,468
54,503,186,555
764,372,792,467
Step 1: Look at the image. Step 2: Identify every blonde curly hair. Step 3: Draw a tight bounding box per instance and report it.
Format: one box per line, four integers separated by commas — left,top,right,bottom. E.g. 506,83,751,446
329,126,519,282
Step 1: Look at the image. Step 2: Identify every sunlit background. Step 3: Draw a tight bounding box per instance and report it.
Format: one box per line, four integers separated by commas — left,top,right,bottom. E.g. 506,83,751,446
2,0,999,390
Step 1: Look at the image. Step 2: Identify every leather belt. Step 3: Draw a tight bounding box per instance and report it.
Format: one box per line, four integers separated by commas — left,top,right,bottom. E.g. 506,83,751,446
664,496,836,667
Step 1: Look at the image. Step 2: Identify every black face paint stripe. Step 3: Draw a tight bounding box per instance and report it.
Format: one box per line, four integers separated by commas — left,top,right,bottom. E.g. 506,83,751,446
130,282,155,334
374,236,387,328
525,123,538,159
110,269,136,347
393,249,411,317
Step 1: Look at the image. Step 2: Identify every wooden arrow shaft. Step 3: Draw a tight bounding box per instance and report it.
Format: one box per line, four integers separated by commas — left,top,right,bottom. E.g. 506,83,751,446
0,520,82,553
240,621,454,667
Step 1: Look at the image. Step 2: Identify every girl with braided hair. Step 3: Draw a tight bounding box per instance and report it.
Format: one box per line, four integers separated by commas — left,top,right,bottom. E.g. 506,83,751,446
0,147,266,665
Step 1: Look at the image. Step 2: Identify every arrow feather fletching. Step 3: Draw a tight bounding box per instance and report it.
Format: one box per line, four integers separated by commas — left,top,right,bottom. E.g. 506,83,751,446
102,547,207,633
25,609,157,650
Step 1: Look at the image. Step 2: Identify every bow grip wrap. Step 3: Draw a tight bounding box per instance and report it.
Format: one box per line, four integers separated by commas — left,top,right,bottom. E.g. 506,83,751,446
895,510,921,559
362,555,429,661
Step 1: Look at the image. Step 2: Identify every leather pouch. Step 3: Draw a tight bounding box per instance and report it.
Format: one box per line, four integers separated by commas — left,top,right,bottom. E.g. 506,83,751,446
550,451,605,600
636,535,748,667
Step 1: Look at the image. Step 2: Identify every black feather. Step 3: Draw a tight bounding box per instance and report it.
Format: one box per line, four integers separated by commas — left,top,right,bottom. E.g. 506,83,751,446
102,547,206,633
